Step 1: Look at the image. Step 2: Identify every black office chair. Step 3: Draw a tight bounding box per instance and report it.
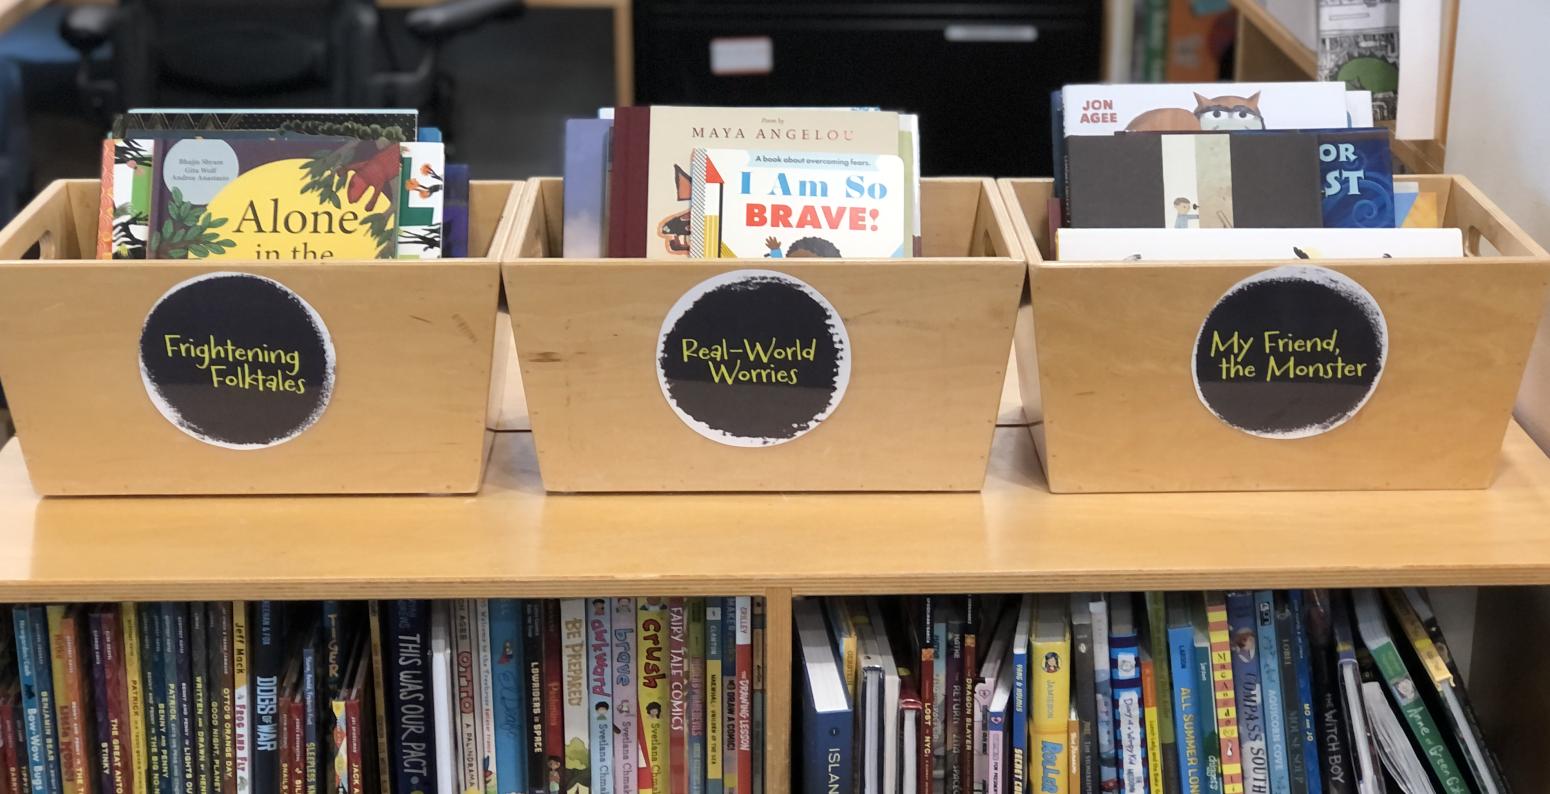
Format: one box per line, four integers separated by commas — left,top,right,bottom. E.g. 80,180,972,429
59,0,521,134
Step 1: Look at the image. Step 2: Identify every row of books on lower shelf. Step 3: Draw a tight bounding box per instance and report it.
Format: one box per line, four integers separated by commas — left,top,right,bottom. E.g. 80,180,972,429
0,597,766,794
795,589,1501,794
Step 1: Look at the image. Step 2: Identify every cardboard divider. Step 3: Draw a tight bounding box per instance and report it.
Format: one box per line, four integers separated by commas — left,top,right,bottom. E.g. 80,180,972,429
502,177,1027,492
0,179,523,496
999,175,1550,493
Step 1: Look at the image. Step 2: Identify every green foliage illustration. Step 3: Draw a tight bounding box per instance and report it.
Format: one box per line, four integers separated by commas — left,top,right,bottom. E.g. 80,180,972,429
148,187,236,259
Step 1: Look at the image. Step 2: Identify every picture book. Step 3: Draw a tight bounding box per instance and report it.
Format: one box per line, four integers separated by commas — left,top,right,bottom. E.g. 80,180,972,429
112,109,417,141
99,138,155,259
1317,129,1394,228
397,141,447,259
1061,83,1351,137
610,106,900,258
1055,227,1464,261
1317,0,1399,121
688,148,906,259
148,136,401,260
563,119,613,258
1065,131,1323,229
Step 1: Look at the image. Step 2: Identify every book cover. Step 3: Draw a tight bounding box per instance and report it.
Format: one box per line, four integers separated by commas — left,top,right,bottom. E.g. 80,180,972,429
1317,129,1394,228
1317,0,1398,120
1031,596,1069,794
1068,596,1098,794
488,600,526,794
635,602,667,794
120,606,150,794
702,603,720,794
1203,594,1242,794
113,109,417,139
686,602,706,794
522,603,545,794
1385,590,1506,794
451,602,484,794
1061,84,1351,137
188,607,210,794
793,600,851,794
147,136,401,260
383,602,435,794
1165,598,1205,794
476,601,499,794
563,118,613,258
1108,597,1147,794
557,601,589,794
1224,595,1267,794
45,606,92,794
1055,226,1464,261
1350,591,1466,793
611,600,638,794
688,148,907,259
1142,594,1178,794
397,141,446,259
230,604,250,794
1251,593,1290,794
665,603,685,794
586,601,613,794
622,106,901,259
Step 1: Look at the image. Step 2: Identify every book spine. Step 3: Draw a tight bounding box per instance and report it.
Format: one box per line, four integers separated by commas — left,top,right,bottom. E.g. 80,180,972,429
959,614,974,794
521,604,544,794
120,608,148,794
972,674,990,794
287,688,304,794
209,605,235,794
1283,595,1319,794
230,605,250,794
1252,594,1288,794
747,600,762,794
385,601,435,794
453,602,481,794
190,606,211,794
1140,656,1164,794
162,607,191,794
341,695,362,794
558,601,588,794
718,605,733,794
1,695,26,794
611,600,638,794
1068,602,1097,794
635,602,667,794
85,613,120,794
487,600,524,794
586,601,613,794
477,601,499,794
1190,629,1222,794
139,606,167,794
542,604,564,794
1089,600,1116,794
1109,622,1145,794
366,605,390,794
301,627,319,794
1305,594,1352,794
47,607,90,794
685,602,705,794
249,605,280,794
1272,597,1306,794
986,709,1006,794
1167,625,1203,794
1144,594,1177,794
432,603,457,794
665,601,685,794
329,696,347,794
945,621,963,794
1224,594,1265,794
1010,636,1028,794
917,637,934,794
1204,594,1241,794
701,605,720,794
31,607,66,794
732,599,751,794
13,607,48,794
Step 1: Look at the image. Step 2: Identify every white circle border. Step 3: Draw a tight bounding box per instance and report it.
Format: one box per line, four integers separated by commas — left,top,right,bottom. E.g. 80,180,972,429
139,271,337,450
656,269,852,448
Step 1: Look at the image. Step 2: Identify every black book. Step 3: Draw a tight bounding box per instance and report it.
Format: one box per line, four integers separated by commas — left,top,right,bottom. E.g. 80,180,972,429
140,604,169,794
522,601,546,794
190,604,213,794
166,604,196,794
85,611,117,794
1065,131,1324,229
250,602,285,794
1306,591,1357,794
384,601,435,794
1069,594,1099,794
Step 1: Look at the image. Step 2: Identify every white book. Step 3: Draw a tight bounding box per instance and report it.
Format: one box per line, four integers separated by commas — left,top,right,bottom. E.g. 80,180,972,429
1061,82,1351,137
432,603,457,794
1266,0,1318,51
1362,681,1437,794
902,709,919,794
972,609,1015,793
1056,227,1464,262
1395,0,1443,140
561,599,591,794
476,600,498,794
858,621,885,794
452,600,484,794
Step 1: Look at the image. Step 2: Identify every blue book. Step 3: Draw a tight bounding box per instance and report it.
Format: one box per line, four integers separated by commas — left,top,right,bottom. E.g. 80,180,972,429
794,601,851,794
384,601,436,794
1226,593,1269,794
1286,593,1322,794
705,602,724,794
1109,597,1147,794
586,599,614,794
13,606,57,794
1009,596,1033,794
1254,592,1291,794
1273,597,1306,794
562,118,614,258
160,605,191,794
489,600,527,794
1166,617,1204,794
444,163,470,258
1318,128,1395,228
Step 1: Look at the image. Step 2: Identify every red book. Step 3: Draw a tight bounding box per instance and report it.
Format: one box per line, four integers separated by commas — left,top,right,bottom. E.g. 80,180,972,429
606,107,631,258
278,685,293,794
0,693,17,794
343,692,364,794
92,610,133,794
667,600,687,794
912,599,935,794
543,601,565,792
287,695,304,794
733,599,752,794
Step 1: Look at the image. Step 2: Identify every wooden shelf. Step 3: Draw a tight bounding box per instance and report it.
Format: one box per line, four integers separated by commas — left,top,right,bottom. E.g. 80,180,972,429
1228,0,1452,174
2,418,1550,601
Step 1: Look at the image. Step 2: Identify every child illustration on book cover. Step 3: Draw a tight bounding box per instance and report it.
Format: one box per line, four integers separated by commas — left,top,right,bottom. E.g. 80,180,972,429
762,236,841,258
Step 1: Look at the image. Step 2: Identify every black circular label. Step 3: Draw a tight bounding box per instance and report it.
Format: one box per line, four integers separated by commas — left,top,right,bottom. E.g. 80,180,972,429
139,272,335,449
1193,265,1386,439
657,269,850,447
